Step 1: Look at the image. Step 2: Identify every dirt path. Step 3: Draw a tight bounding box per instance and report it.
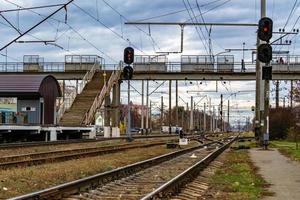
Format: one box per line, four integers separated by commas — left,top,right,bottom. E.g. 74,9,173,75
249,148,300,200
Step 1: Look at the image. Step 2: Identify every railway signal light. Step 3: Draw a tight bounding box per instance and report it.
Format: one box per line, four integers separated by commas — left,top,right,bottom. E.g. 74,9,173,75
258,17,273,42
123,65,133,80
257,44,272,63
124,47,134,65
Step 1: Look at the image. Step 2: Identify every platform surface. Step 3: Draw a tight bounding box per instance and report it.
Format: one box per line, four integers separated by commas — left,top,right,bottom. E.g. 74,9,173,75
249,148,300,200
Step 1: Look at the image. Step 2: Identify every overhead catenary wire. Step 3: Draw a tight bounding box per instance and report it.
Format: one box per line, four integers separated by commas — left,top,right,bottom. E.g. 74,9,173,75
135,0,225,22
182,0,210,55
71,2,146,55
0,3,66,13
2,0,118,62
100,0,161,51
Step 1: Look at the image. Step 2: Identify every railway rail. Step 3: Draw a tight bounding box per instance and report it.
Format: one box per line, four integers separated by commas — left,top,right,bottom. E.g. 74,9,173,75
9,136,236,200
0,141,172,169
0,134,178,149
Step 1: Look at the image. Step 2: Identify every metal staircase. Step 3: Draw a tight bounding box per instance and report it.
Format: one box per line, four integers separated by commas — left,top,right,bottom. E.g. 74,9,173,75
57,63,121,126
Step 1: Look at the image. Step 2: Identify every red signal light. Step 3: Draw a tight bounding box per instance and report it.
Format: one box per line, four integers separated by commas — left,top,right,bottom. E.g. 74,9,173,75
263,27,268,32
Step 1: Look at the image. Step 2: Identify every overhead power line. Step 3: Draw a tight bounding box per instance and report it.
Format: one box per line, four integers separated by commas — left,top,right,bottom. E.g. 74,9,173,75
0,3,65,13
2,0,118,62
72,2,146,55
0,0,74,52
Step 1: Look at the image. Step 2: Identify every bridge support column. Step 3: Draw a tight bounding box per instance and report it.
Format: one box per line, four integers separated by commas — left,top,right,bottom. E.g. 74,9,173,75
104,94,111,137
49,128,57,141
112,81,121,130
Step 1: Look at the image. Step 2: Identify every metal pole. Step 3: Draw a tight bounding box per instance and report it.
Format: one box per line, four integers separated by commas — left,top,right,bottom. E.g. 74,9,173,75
212,106,215,132
169,80,172,134
126,80,131,139
209,98,212,132
194,102,196,130
275,81,279,108
260,0,270,145
146,80,149,134
291,80,293,108
175,80,179,126
227,100,230,132
141,80,144,134
203,103,206,132
149,100,152,131
190,96,194,133
256,0,266,144
186,102,189,132
161,96,164,130
220,94,223,132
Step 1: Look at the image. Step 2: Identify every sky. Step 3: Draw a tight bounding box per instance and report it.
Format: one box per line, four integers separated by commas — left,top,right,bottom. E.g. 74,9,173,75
0,0,298,127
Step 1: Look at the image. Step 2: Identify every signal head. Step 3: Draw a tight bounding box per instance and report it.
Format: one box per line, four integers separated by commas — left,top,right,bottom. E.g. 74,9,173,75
258,17,273,42
124,47,134,65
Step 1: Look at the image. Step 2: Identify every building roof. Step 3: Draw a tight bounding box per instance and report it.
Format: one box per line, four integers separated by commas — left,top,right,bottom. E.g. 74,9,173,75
0,75,61,98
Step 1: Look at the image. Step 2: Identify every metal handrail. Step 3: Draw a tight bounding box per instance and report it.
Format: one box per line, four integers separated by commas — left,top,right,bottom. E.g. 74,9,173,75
56,63,98,122
83,63,122,125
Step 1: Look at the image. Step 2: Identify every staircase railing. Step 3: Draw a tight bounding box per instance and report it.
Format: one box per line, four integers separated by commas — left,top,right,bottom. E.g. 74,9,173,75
56,63,98,122
83,63,122,125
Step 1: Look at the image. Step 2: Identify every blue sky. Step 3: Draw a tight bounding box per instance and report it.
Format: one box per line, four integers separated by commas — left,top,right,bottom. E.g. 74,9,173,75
0,0,298,126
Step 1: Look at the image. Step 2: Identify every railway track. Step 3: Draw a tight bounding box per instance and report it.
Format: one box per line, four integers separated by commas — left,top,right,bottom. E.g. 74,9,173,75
0,141,174,169
9,136,236,200
0,134,178,149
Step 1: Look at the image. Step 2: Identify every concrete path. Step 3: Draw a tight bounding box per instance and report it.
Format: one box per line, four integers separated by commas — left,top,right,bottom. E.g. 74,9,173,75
249,148,300,200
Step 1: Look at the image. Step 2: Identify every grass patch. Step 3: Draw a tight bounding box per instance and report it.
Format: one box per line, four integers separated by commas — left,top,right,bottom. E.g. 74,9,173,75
208,150,269,200
231,140,258,150
270,140,300,161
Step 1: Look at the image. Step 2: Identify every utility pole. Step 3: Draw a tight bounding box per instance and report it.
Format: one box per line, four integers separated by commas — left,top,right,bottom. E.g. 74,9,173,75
212,106,215,132
194,102,196,130
220,94,223,132
189,96,194,133
217,106,220,132
209,98,212,132
275,81,279,108
146,80,149,134
203,102,206,132
149,100,152,131
227,100,230,132
161,96,164,130
141,80,144,134
186,102,189,131
291,80,293,108
169,80,172,134
255,0,266,143
126,80,131,139
175,80,179,126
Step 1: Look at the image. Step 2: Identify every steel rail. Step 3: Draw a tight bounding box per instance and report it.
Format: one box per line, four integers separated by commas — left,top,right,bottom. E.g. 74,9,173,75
0,141,170,169
9,141,218,200
141,136,237,200
0,134,179,149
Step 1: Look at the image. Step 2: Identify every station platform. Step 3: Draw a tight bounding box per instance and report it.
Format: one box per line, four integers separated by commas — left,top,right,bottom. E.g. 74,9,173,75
250,148,300,200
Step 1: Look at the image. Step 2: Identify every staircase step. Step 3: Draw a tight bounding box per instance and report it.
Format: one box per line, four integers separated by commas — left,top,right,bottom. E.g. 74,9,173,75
59,72,112,126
